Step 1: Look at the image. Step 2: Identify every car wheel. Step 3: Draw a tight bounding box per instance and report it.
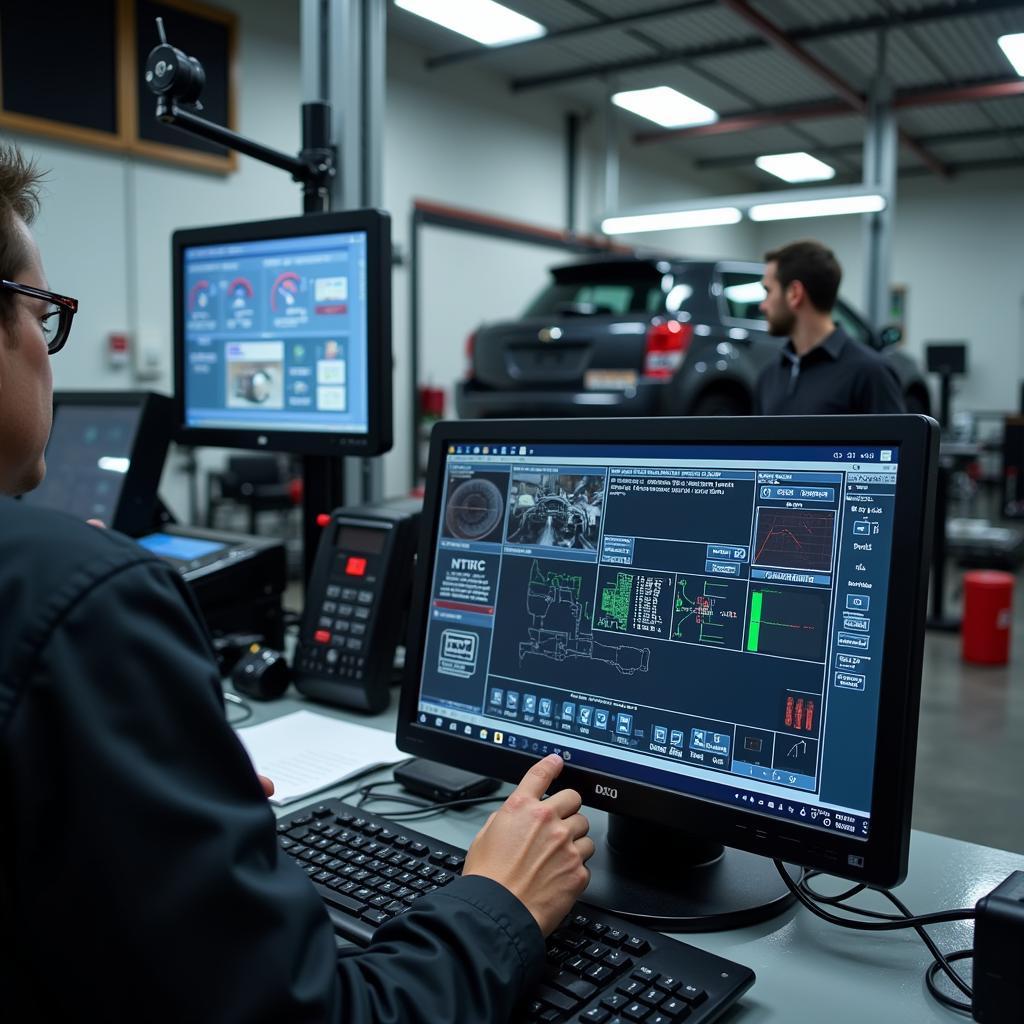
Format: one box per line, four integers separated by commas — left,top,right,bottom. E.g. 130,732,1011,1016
690,389,751,417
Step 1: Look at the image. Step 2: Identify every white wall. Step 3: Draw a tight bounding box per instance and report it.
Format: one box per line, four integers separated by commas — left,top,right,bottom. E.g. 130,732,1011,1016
754,167,1024,414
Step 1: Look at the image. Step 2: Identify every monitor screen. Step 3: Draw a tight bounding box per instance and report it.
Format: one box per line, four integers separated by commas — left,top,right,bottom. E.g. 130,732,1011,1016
397,417,938,895
173,210,392,456
22,392,174,535
24,404,142,524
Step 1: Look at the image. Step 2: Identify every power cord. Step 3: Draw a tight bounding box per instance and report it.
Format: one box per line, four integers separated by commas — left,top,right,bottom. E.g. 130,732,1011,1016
774,860,975,1014
223,690,253,725
338,778,505,821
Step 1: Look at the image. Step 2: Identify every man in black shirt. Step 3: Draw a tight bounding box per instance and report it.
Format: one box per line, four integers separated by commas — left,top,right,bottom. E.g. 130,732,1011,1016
754,239,905,415
0,144,594,1021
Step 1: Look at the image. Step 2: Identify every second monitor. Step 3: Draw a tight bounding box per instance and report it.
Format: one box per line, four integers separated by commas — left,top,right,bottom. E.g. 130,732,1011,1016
397,416,938,931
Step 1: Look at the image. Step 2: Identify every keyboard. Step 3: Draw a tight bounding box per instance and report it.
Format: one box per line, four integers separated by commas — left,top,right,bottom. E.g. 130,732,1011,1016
277,799,756,1023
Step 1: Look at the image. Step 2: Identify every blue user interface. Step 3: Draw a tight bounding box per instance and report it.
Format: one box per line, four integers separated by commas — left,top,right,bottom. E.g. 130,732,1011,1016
182,231,369,435
138,533,227,561
416,441,901,838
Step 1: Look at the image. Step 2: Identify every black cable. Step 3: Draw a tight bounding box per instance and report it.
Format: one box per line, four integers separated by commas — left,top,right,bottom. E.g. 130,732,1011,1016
223,691,253,724
775,861,974,1014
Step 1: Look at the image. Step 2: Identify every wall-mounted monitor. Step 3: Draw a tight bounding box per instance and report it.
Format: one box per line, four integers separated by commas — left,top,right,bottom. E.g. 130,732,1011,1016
173,209,392,456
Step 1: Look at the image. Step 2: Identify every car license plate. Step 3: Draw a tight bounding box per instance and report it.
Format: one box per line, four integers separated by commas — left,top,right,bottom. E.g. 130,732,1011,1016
584,369,638,390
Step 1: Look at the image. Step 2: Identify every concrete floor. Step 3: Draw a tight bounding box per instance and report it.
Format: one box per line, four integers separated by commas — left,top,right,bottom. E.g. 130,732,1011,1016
912,575,1024,855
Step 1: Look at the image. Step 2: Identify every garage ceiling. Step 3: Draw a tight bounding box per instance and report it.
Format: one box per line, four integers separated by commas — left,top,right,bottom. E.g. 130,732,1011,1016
389,0,1024,185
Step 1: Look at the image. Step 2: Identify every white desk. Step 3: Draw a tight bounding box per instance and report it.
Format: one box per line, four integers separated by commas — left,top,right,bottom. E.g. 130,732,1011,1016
237,690,1022,1023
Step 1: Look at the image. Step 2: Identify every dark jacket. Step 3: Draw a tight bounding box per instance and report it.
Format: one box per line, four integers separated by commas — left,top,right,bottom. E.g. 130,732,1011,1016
755,327,907,416
0,498,544,1022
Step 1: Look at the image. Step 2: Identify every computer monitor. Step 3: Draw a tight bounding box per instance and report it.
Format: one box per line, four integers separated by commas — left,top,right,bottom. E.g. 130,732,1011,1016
396,415,938,931
22,391,175,535
172,210,392,456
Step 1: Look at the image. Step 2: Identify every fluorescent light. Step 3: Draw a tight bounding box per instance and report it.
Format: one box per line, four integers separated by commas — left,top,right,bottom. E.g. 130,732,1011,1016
998,33,1024,76
755,151,835,183
602,208,742,234
394,0,545,46
749,194,886,222
611,86,717,129
97,457,130,474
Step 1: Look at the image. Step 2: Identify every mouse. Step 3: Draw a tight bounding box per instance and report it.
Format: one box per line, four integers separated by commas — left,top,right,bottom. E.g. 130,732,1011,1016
230,644,291,701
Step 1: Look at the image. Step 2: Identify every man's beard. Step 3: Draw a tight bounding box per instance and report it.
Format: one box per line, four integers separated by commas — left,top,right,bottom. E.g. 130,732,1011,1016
766,308,796,337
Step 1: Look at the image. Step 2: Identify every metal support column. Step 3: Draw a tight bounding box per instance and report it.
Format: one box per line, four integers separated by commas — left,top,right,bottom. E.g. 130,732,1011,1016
603,87,620,226
862,35,897,329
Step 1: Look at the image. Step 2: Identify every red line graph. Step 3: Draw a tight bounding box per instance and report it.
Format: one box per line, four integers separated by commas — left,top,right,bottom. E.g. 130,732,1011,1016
753,508,836,572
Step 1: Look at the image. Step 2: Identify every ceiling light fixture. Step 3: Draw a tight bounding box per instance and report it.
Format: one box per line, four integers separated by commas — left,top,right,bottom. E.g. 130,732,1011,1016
611,86,718,129
602,208,742,234
394,0,545,46
748,194,886,222
997,33,1024,76
755,151,836,183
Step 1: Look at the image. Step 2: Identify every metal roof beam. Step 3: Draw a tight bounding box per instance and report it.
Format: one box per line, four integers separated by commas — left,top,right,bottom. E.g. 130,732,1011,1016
636,76,1024,141
509,0,1024,93
424,2,713,70
694,126,1024,170
717,0,949,177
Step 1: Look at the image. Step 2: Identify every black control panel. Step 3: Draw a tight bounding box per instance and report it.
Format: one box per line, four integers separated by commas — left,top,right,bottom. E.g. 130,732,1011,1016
294,499,420,712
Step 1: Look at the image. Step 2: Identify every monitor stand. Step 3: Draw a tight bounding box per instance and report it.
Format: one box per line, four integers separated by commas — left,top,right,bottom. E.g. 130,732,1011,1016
582,809,799,932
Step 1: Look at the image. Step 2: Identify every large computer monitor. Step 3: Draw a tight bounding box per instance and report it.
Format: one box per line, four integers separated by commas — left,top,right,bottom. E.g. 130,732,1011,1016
22,391,175,536
172,210,392,456
397,415,938,930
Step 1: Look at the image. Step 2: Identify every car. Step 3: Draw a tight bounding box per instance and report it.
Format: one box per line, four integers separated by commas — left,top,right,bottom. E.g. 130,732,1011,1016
455,256,931,419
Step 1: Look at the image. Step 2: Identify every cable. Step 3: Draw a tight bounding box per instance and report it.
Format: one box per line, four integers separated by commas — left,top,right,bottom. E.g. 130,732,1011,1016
336,778,504,821
223,690,253,725
774,860,974,1014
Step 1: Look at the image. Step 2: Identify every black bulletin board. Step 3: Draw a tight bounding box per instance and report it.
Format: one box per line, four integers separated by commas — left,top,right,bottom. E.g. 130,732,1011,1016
0,0,236,173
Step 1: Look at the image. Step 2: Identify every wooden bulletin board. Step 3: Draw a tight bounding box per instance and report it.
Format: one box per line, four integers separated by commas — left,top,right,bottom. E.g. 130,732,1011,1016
0,0,237,174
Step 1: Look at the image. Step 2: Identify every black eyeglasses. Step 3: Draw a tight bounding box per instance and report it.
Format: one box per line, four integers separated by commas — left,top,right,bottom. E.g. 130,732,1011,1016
0,279,79,354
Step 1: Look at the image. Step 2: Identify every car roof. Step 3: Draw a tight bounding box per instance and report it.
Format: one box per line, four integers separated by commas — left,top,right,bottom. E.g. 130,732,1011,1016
549,256,760,280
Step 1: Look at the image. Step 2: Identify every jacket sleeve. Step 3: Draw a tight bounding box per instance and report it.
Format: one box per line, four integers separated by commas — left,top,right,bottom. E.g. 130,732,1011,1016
4,556,544,1023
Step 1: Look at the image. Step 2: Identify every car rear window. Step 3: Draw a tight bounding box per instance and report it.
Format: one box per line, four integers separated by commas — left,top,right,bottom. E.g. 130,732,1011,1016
524,280,665,317
720,272,767,322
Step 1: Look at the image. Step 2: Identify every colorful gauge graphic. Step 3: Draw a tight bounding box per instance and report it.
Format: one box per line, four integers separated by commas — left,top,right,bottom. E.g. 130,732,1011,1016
188,279,215,313
228,277,255,307
271,271,302,312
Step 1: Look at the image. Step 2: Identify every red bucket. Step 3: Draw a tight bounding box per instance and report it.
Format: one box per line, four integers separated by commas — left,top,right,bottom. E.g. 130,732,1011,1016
961,570,1014,665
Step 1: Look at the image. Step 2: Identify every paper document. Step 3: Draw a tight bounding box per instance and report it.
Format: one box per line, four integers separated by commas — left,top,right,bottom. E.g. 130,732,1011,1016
237,710,403,806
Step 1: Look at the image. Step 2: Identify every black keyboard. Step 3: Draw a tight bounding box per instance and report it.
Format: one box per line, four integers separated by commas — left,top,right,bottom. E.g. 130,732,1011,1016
277,799,755,1023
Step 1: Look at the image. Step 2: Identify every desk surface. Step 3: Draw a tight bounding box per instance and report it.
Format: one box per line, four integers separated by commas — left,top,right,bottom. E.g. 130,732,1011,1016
237,691,1022,1023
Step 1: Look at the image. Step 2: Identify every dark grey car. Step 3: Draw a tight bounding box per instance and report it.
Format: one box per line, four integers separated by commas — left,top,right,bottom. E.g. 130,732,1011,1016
455,256,931,419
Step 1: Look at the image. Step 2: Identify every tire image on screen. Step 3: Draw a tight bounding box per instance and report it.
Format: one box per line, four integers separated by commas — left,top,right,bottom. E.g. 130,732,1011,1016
445,478,504,541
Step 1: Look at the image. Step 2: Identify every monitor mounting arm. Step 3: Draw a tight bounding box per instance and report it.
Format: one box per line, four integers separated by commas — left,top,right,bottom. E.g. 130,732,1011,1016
144,18,335,213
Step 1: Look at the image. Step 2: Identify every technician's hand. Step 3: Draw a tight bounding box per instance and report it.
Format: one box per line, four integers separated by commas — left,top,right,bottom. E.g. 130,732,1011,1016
258,774,275,798
463,753,593,935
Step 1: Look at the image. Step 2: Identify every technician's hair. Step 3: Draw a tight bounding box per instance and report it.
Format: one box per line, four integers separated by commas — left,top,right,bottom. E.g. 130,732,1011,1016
764,239,841,314
0,144,45,332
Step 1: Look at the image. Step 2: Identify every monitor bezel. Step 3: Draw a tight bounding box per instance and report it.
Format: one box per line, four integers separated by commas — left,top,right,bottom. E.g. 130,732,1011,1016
396,415,938,889
172,209,392,456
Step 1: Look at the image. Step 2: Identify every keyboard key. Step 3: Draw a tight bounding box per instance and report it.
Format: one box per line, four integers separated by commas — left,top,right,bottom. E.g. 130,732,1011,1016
659,998,687,1016
537,986,578,1013
603,951,632,972
565,954,590,974
639,988,661,1005
622,1002,650,1022
601,994,628,1011
580,1009,610,1023
604,928,628,947
633,966,659,985
617,979,644,998
679,985,706,1005
548,971,597,1001
584,964,613,984
586,921,609,938
361,908,389,926
655,977,680,994
624,936,651,956
584,943,610,960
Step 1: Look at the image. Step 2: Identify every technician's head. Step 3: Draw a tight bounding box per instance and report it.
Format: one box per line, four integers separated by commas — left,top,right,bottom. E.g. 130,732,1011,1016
760,240,841,338
0,145,77,497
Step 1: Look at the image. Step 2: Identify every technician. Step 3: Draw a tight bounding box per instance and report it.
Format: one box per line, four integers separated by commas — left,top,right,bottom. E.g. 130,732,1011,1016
754,239,906,415
0,143,592,1022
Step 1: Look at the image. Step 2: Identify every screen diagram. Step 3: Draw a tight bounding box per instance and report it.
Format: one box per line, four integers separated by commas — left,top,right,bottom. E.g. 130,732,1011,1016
506,472,603,550
753,507,836,572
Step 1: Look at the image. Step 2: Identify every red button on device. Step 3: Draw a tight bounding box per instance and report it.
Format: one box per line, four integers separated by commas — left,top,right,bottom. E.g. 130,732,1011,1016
345,556,367,577
314,629,331,644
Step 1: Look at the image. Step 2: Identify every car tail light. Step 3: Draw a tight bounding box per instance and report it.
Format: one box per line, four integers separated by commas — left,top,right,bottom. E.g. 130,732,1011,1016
643,320,692,378
464,330,477,380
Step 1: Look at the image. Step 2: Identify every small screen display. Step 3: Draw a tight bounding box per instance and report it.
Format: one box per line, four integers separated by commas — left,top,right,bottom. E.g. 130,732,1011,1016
138,533,227,561
24,404,141,524
181,230,369,436
338,525,386,554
